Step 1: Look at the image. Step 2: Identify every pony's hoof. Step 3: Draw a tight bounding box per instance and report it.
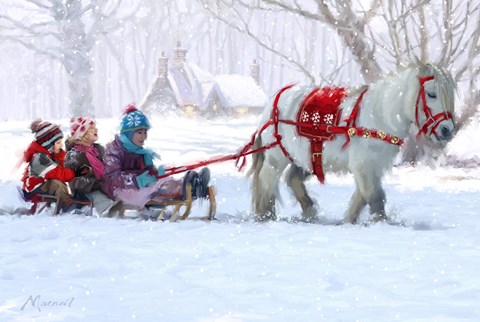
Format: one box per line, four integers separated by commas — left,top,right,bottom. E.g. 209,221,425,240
370,213,387,223
255,212,277,222
301,207,318,223
341,216,358,225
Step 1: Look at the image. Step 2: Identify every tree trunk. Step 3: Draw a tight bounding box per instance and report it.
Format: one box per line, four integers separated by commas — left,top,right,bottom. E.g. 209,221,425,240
54,0,94,117
338,29,382,83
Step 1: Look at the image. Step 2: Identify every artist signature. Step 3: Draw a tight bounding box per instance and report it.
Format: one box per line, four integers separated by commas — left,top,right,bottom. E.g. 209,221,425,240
21,295,75,312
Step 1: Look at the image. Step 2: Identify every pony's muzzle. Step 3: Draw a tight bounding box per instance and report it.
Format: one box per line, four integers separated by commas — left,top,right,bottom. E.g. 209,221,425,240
437,124,453,141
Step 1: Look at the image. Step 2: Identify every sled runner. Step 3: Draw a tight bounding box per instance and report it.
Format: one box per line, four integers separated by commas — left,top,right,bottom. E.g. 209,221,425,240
144,183,217,222
17,187,93,216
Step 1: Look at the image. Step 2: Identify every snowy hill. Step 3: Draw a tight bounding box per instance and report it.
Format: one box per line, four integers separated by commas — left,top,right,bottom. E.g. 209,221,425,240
1,116,480,321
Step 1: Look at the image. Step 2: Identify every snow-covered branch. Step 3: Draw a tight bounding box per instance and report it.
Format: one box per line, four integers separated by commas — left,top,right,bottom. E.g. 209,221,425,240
0,0,141,117
0,13,60,40
199,0,384,83
202,0,317,83
2,35,61,61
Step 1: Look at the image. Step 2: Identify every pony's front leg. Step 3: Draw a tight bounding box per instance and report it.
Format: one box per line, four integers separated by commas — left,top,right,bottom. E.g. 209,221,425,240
368,187,387,223
344,188,366,224
345,171,387,224
365,179,387,223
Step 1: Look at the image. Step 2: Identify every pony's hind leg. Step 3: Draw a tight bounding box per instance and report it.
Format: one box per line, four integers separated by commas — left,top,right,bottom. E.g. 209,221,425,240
251,137,275,221
285,164,317,221
254,158,285,221
250,137,288,221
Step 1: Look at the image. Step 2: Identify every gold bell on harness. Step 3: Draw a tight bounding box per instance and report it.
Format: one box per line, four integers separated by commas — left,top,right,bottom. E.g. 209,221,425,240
377,130,387,140
348,128,357,137
362,130,372,138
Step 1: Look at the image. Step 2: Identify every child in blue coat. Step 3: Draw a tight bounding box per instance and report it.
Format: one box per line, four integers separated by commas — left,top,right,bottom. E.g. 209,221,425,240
103,105,210,209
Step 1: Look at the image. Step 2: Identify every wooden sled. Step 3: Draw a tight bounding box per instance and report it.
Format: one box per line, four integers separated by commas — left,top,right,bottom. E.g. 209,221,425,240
17,187,93,216
145,183,216,222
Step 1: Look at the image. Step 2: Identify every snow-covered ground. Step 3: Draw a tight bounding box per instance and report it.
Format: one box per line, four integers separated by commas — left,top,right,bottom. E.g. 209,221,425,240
1,115,480,322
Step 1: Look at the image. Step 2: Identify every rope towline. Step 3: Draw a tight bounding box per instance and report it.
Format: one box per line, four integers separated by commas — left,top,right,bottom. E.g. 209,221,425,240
156,131,281,179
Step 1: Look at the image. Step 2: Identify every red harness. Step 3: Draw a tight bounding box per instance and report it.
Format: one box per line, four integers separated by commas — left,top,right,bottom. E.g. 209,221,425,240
270,85,403,183
260,75,450,183
157,76,451,183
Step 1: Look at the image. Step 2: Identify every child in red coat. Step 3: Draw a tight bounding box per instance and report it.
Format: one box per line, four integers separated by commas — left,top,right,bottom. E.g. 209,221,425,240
21,119,90,212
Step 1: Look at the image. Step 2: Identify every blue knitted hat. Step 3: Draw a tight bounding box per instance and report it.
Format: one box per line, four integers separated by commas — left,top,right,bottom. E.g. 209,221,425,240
120,105,151,135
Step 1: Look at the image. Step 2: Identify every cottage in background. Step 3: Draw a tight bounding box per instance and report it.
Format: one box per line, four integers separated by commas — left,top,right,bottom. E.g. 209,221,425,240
139,42,267,117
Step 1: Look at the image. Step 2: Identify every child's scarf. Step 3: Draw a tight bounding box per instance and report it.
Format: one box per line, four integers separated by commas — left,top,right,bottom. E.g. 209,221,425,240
72,145,105,180
119,134,159,167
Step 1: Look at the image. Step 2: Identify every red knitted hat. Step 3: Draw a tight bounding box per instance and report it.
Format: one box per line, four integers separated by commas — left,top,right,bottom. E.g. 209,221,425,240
70,116,96,141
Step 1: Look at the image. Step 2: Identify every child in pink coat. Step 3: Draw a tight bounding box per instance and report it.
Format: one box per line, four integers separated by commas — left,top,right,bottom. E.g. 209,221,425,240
65,116,121,217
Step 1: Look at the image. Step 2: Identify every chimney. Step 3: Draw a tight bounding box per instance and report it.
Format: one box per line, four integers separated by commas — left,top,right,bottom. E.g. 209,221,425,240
173,41,187,69
158,52,168,78
250,59,260,85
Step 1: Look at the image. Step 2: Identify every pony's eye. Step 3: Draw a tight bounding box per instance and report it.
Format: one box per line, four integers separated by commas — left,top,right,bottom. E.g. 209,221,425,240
427,92,437,99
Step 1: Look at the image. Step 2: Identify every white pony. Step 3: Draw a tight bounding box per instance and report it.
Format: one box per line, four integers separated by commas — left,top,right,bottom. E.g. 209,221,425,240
249,63,455,223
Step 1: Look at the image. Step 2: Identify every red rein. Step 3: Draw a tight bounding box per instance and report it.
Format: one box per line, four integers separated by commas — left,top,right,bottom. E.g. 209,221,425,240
415,76,453,139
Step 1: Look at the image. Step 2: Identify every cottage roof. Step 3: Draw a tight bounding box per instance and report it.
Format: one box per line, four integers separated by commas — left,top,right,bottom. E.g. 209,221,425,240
139,76,177,113
188,63,214,102
167,63,205,108
210,75,268,109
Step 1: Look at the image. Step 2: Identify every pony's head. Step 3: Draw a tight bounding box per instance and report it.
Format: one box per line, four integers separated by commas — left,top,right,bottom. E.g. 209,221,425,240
414,63,456,142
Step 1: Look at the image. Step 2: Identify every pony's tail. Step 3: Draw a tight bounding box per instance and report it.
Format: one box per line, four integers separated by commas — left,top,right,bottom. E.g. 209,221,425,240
247,135,264,216
246,135,264,179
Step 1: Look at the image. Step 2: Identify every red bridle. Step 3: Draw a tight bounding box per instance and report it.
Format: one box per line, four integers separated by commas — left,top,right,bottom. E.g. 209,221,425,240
415,76,453,139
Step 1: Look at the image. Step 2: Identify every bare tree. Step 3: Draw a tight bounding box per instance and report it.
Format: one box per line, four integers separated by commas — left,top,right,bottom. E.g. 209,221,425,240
198,0,384,83
374,0,480,163
197,0,480,163
0,0,137,117
375,0,480,114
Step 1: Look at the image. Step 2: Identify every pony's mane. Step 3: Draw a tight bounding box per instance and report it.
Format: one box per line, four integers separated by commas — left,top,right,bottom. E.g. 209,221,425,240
376,62,455,105
355,62,455,133
379,62,454,88
420,63,456,114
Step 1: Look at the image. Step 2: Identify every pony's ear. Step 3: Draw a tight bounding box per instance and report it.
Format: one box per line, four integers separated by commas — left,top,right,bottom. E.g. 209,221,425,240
412,55,422,66
412,57,432,77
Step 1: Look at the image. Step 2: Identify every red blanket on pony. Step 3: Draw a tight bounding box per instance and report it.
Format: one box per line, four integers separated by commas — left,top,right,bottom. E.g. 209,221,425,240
296,87,347,182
